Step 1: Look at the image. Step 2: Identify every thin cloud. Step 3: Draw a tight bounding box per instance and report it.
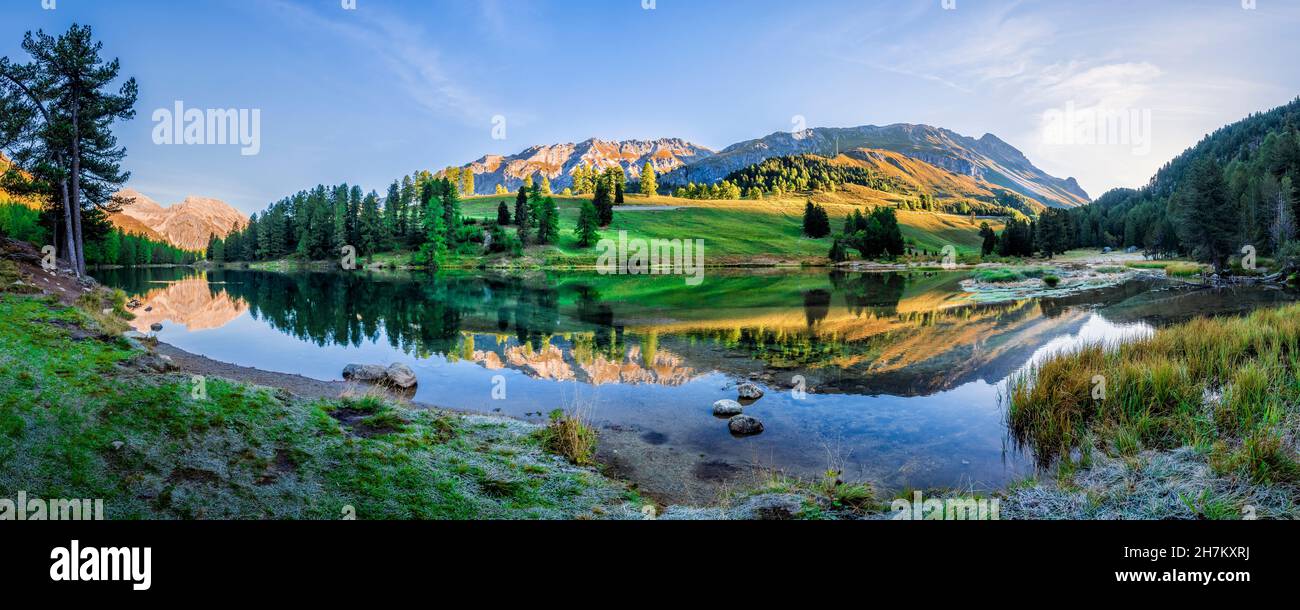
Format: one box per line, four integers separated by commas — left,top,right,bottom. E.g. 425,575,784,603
264,0,489,125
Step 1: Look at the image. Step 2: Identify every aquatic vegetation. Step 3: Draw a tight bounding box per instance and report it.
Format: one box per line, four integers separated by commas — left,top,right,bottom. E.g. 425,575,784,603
1008,303,1300,487
971,266,1058,283
1123,260,1204,277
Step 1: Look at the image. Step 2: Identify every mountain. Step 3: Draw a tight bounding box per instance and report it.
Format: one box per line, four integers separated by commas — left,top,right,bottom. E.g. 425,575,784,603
111,189,247,251
825,148,1047,215
455,138,713,194
665,124,1090,208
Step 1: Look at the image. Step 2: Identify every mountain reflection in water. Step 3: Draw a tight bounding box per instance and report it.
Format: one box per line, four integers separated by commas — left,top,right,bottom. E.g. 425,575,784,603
92,266,1297,501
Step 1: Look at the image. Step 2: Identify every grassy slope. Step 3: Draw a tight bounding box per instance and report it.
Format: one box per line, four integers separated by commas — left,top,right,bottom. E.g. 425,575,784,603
0,292,638,519
460,189,1003,265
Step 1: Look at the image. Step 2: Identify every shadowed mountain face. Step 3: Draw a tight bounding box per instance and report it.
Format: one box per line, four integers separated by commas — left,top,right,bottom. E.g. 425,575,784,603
111,188,247,250
457,138,714,194
664,124,1090,208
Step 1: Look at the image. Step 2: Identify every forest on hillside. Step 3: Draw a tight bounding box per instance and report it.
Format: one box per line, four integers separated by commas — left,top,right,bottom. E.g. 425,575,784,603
210,167,629,266
1065,98,1300,270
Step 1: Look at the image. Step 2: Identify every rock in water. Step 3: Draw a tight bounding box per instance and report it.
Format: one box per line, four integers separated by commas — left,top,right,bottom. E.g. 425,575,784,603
342,363,389,383
343,363,418,389
737,383,765,400
712,399,743,416
385,363,418,389
149,322,163,332
728,414,764,436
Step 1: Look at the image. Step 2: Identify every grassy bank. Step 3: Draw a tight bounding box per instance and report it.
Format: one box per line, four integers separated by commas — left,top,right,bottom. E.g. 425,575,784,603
0,291,643,519
1008,303,1300,499
1124,260,1204,277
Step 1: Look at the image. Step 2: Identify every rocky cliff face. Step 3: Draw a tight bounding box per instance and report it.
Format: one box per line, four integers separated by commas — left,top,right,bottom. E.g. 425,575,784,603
112,189,247,251
662,124,1091,208
456,138,714,194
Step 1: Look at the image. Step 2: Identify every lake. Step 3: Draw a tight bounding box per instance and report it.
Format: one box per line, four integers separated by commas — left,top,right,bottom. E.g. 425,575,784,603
92,266,1297,503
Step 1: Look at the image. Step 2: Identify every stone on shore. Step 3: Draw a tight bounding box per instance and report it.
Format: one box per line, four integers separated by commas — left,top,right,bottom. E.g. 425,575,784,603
343,363,418,389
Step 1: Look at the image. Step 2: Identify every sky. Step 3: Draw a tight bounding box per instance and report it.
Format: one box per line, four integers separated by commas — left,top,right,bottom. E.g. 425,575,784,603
2,0,1298,215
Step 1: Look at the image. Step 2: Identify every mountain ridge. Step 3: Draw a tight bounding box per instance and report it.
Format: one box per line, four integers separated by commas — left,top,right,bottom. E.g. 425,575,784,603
457,137,713,194
448,124,1088,209
111,188,247,251
666,124,1090,208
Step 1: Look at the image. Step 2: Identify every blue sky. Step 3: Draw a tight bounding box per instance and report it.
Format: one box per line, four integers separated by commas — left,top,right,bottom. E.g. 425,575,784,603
3,0,1299,214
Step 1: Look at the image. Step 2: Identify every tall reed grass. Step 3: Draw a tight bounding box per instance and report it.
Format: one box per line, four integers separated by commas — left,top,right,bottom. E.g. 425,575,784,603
1008,304,1300,484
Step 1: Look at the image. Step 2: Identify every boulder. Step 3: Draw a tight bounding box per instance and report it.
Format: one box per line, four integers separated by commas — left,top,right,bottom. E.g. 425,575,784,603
728,414,764,436
385,363,418,389
342,364,389,383
343,363,418,389
149,322,163,332
737,383,765,400
712,399,743,416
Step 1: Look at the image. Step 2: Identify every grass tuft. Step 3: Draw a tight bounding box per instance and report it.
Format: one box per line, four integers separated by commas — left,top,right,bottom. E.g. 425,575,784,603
538,407,598,466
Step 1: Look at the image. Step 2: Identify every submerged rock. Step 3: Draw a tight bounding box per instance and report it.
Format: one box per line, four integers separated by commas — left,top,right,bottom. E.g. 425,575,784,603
737,383,764,400
712,399,743,417
728,414,764,436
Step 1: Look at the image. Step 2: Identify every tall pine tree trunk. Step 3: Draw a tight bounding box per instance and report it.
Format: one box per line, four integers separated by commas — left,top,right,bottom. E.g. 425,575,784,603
69,101,84,275
60,177,77,272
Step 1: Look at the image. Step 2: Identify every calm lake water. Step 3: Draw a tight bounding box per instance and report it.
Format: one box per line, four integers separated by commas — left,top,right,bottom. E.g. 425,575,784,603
93,266,1297,500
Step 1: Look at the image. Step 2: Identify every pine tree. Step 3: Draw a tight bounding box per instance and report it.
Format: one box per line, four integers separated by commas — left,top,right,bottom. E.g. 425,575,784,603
497,201,511,226
593,180,613,227
384,180,401,248
358,190,383,255
419,192,447,269
514,186,528,227
398,175,415,240
979,222,998,256
3,24,139,275
440,177,462,243
802,201,830,238
575,199,600,247
828,237,849,262
640,162,657,196
1174,156,1237,272
537,196,560,245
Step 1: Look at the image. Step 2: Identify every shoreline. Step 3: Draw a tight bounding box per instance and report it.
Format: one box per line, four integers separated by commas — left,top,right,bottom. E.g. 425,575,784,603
150,338,748,506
